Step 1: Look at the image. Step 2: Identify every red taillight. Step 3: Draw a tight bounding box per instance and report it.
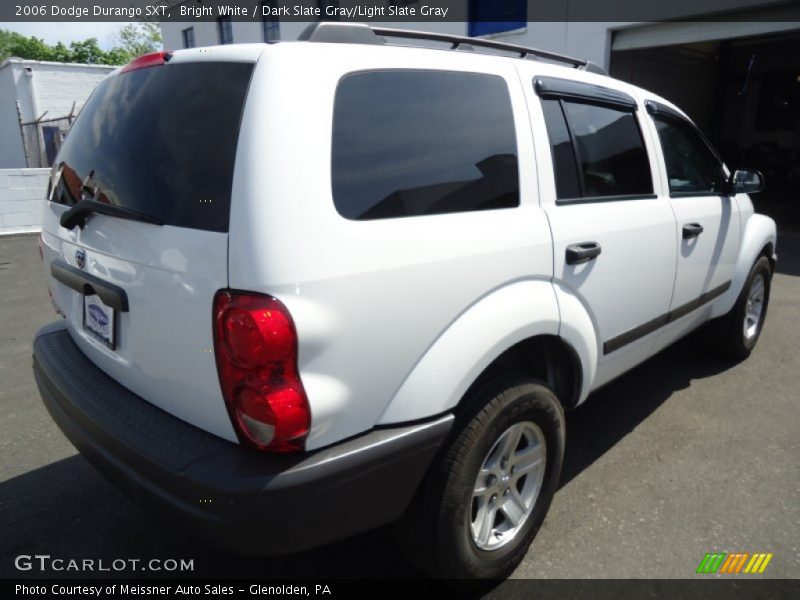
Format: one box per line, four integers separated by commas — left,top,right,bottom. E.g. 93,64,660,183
213,290,310,452
120,51,172,74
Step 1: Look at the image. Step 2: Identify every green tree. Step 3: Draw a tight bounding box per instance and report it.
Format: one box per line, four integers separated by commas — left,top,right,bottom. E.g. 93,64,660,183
68,38,106,64
6,34,57,61
103,48,131,66
50,42,72,63
0,23,163,66
1,31,16,60
114,22,162,59
0,29,22,61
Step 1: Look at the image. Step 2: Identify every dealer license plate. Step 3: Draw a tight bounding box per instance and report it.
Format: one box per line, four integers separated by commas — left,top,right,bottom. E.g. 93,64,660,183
83,293,116,350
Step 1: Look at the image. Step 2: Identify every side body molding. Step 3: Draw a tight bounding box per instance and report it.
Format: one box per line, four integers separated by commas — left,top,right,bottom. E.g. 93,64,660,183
711,210,777,320
378,279,596,424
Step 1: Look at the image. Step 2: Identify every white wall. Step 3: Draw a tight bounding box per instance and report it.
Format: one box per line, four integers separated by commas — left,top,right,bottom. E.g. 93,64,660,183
0,168,48,235
15,61,114,122
0,59,114,168
0,65,26,168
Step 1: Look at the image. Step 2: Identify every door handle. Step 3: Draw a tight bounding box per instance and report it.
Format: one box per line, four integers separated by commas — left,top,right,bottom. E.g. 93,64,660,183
566,242,602,265
50,260,129,311
682,223,704,239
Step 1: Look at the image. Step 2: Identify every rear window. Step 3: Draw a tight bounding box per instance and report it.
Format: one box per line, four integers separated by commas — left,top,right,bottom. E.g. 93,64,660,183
51,61,253,232
331,70,519,220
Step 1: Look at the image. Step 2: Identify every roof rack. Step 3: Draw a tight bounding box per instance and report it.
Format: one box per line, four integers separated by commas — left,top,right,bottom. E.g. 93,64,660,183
297,23,607,76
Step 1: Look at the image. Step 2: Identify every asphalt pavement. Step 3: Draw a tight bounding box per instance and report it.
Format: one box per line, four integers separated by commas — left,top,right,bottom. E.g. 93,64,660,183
1,232,798,583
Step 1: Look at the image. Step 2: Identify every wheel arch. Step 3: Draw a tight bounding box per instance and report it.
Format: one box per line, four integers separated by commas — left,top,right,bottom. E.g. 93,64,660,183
713,212,777,319
377,280,598,425
456,334,584,413
760,240,776,272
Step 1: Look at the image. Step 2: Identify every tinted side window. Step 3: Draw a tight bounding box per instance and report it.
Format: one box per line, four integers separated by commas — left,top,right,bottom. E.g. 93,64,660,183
653,116,724,195
541,98,653,201
331,70,519,220
562,102,653,199
541,99,580,200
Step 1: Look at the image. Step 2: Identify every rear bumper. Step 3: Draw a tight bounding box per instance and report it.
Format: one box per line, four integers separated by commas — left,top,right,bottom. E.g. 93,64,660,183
32,321,453,554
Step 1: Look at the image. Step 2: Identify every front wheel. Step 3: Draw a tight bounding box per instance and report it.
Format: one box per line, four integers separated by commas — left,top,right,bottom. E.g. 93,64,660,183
395,376,565,579
714,255,772,359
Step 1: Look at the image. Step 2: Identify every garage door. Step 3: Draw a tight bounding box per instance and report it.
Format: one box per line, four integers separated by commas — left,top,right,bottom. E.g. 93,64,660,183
613,14,800,52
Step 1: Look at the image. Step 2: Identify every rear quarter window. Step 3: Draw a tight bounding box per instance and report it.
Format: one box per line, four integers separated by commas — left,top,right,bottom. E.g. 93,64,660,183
331,70,520,220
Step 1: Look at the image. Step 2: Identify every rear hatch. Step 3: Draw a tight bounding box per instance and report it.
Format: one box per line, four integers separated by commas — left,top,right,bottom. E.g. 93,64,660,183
40,52,256,442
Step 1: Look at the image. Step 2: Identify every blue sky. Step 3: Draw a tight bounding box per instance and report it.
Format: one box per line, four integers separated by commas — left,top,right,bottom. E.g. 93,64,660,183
0,22,129,50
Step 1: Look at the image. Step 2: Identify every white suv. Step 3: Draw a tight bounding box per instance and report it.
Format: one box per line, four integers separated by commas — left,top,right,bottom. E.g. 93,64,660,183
33,23,776,579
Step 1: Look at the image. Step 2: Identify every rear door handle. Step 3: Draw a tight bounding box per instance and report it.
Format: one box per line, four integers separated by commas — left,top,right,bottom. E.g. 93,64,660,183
566,242,602,265
51,260,129,311
682,223,704,239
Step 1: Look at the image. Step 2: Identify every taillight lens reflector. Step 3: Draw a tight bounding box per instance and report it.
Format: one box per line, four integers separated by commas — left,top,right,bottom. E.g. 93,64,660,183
213,291,310,452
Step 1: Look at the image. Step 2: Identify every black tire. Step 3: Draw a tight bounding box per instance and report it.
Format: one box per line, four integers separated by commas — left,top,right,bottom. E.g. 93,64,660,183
713,255,772,359
394,375,565,580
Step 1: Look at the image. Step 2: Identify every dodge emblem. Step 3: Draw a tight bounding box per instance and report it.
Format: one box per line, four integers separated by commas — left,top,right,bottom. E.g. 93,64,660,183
75,248,86,270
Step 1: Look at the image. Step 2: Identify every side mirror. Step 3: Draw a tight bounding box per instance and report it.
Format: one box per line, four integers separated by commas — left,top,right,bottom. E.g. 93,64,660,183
727,169,765,195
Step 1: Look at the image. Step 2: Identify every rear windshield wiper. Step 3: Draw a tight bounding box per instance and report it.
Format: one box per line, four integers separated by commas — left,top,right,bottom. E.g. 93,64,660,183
60,199,164,230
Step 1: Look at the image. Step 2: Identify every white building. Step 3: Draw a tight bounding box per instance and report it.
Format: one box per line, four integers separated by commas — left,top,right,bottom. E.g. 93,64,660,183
161,0,799,222
161,15,617,68
0,59,115,168
160,1,800,72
